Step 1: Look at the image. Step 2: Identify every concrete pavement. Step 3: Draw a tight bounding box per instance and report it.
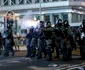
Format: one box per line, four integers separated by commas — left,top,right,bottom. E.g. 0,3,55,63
0,55,85,70
0,46,85,70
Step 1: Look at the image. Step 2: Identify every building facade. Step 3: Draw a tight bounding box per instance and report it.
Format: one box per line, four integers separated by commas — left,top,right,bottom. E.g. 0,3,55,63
0,0,85,26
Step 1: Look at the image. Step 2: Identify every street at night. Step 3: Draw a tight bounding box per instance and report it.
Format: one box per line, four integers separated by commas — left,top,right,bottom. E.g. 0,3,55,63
0,49,85,70
1,0,85,70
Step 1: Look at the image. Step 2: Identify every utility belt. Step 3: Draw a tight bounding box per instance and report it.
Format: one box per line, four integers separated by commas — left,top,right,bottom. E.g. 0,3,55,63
61,40,71,49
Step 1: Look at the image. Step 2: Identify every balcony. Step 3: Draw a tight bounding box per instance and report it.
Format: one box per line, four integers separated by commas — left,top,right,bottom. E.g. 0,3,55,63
69,0,85,7
0,0,69,11
0,0,85,12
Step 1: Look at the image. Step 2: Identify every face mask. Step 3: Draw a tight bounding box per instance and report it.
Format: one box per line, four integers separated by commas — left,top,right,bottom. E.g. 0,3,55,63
59,21,62,23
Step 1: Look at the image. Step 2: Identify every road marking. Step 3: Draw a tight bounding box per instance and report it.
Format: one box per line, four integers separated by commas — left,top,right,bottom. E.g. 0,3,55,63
48,63,58,67
56,64,71,69
6,60,20,63
56,63,85,70
67,65,85,70
24,57,37,62
24,58,31,60
81,63,85,65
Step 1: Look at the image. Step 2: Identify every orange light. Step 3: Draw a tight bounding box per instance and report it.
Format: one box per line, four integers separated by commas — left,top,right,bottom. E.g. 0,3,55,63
5,11,15,22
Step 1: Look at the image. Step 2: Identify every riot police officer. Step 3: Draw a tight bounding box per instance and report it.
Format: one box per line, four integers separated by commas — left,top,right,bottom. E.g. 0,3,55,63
43,21,54,61
78,19,85,60
4,26,15,57
61,20,72,60
3,11,15,57
37,21,47,59
26,27,34,57
54,19,63,58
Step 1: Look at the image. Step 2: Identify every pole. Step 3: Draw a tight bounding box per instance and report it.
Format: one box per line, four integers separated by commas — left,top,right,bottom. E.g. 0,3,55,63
39,0,42,20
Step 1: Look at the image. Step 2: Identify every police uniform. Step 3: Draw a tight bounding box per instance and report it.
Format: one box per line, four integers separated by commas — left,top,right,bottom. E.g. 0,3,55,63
43,21,54,61
37,24,47,59
26,28,34,57
4,28,15,56
61,20,72,60
78,19,85,59
54,21,63,58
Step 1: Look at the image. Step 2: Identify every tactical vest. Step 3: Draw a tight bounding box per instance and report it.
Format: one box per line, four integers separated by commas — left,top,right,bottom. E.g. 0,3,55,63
54,26,63,37
43,27,54,39
63,27,72,39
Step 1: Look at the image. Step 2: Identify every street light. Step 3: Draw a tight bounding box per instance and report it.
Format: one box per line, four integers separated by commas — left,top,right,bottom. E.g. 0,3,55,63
39,0,42,20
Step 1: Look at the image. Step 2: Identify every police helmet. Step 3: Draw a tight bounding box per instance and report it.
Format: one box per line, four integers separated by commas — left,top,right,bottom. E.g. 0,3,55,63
40,21,44,24
57,19,62,26
46,21,51,27
63,20,69,27
40,21,44,27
